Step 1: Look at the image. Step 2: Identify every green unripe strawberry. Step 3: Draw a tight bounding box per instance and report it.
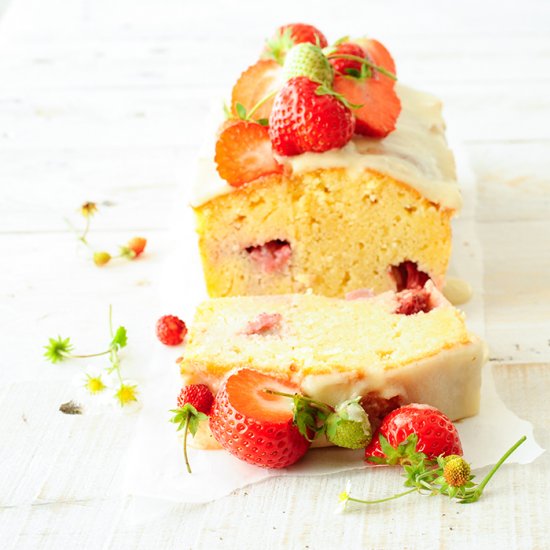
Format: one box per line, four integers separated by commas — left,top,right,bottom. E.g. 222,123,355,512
282,43,333,86
93,251,111,266
326,398,372,449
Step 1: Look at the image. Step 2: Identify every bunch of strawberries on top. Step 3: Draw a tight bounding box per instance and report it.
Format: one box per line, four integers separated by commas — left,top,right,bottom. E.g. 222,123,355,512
215,23,402,188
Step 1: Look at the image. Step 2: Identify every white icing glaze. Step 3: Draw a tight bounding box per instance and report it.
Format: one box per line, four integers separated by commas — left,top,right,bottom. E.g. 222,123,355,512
190,84,462,210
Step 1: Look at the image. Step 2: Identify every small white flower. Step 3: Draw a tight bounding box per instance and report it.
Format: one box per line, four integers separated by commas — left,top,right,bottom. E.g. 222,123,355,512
335,480,352,514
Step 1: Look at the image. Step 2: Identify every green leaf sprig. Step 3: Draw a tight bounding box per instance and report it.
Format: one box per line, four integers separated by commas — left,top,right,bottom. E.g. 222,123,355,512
338,434,527,510
44,305,138,407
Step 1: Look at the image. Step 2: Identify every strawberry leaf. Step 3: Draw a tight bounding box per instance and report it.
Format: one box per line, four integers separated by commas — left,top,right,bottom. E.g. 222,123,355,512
293,395,323,441
111,326,127,350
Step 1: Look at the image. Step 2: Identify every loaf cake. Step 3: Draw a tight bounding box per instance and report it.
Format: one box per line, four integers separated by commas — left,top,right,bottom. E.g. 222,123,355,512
180,284,485,449
191,25,461,298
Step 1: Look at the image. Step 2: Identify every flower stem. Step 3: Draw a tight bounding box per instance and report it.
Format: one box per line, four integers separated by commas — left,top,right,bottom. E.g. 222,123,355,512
65,349,111,359
471,435,527,500
348,488,417,505
183,414,192,474
80,216,91,243
108,304,114,338
65,218,94,251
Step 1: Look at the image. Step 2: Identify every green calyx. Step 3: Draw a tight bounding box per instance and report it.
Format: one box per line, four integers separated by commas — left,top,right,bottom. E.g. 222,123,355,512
170,403,209,474
263,27,295,65
263,390,372,449
283,43,334,87
326,398,372,449
263,388,332,442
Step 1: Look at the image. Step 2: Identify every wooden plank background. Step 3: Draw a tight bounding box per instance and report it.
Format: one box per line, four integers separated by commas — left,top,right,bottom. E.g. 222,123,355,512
1,0,549,547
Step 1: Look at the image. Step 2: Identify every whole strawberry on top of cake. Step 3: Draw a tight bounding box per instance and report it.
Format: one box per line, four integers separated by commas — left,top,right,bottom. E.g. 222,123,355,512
192,23,461,299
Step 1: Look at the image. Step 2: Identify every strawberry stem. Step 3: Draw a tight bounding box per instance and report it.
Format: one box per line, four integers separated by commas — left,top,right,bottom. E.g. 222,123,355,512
263,388,333,415
182,413,192,474
246,89,279,121
327,53,397,81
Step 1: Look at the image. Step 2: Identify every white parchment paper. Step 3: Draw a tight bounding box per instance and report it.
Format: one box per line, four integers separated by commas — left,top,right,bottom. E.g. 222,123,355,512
123,140,544,505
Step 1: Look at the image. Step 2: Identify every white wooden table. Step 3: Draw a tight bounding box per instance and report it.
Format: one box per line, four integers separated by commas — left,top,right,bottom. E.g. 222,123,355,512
1,0,549,548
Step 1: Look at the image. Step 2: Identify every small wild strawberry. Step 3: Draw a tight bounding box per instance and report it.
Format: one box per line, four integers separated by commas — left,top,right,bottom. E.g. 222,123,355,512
170,384,214,473
127,236,147,257
156,315,187,346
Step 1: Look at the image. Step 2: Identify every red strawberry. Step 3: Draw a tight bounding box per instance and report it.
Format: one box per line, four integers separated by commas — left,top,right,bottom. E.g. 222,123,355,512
332,39,400,138
365,404,463,464
391,261,430,291
177,384,214,415
171,384,214,473
329,42,368,76
156,314,187,346
394,288,430,315
231,59,283,122
269,76,354,156
278,23,328,48
215,121,283,187
264,23,328,64
209,368,310,469
127,236,147,257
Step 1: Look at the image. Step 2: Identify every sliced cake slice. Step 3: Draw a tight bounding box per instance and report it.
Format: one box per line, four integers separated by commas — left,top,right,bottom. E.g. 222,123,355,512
179,285,485,449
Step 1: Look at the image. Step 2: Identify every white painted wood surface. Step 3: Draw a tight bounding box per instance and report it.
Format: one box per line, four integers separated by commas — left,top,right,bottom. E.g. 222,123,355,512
1,0,549,548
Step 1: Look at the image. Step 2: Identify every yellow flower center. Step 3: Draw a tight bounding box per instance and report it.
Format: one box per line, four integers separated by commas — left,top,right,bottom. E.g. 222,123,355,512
85,375,106,394
116,383,138,406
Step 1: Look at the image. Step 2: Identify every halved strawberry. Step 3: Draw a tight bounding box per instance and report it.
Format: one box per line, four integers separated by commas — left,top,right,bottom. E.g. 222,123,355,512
358,38,397,81
231,59,283,122
333,38,400,138
209,368,310,469
215,121,283,187
333,74,401,138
